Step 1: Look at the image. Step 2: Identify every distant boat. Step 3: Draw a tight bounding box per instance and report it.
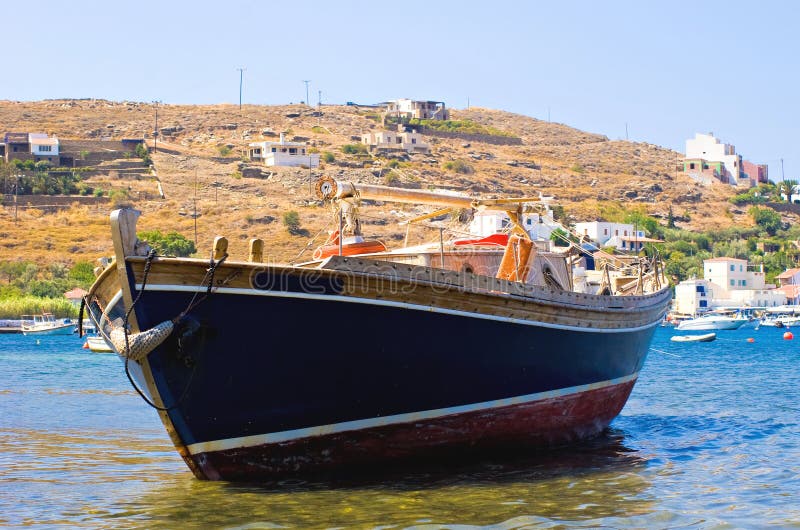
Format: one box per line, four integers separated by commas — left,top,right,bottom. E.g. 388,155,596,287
676,313,747,331
671,332,716,343
83,335,113,353
21,313,77,336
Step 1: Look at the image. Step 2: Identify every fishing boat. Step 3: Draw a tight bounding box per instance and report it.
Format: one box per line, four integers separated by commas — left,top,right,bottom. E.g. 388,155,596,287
83,178,671,481
21,313,77,335
675,311,748,331
670,332,716,343
83,335,114,353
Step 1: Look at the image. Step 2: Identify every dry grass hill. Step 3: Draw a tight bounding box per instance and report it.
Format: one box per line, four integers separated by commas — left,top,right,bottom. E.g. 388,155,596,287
0,99,781,267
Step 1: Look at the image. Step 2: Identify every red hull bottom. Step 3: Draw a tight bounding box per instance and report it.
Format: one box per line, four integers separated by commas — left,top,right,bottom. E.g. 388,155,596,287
192,379,637,481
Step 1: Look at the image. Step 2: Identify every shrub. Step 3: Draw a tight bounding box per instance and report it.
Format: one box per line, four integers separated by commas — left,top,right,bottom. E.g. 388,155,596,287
442,160,474,174
218,145,232,156
283,211,301,234
341,144,368,155
138,230,196,257
322,152,335,163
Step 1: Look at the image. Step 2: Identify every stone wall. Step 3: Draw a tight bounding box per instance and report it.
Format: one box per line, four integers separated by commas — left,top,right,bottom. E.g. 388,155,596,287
420,128,523,146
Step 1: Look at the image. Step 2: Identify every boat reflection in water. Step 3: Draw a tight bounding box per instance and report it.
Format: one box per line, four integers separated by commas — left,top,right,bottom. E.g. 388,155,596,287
84,178,671,481
127,429,655,529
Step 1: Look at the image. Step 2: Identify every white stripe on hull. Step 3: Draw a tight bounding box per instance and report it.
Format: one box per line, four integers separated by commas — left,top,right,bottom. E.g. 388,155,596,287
185,373,639,455
135,284,663,334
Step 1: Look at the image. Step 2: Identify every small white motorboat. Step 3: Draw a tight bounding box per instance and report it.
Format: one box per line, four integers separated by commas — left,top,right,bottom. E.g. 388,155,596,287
21,313,77,335
676,313,747,331
671,332,717,343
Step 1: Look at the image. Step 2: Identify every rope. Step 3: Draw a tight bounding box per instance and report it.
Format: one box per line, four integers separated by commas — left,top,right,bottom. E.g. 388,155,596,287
121,249,225,412
78,296,86,338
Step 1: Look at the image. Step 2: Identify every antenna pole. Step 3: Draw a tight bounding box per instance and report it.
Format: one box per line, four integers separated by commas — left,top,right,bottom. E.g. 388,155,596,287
302,80,311,106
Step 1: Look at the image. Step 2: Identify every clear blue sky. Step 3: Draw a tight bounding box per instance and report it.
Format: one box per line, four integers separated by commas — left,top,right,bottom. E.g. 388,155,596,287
3,0,799,178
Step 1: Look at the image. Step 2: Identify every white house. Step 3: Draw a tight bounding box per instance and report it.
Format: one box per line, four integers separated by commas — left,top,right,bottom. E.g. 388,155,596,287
248,133,319,168
469,209,556,243
685,133,742,185
572,221,658,252
386,99,448,120
704,257,764,291
361,128,429,154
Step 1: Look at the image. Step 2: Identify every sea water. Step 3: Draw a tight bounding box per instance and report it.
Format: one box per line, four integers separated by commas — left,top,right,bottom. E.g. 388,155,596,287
1,326,798,529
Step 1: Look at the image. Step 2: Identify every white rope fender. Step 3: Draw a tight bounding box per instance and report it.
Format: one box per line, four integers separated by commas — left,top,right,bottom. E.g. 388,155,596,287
109,320,174,362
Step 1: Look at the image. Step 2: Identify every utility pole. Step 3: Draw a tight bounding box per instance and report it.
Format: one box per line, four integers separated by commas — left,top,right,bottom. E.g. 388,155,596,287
302,80,311,106
13,174,19,223
193,169,198,245
237,67,246,112
625,122,629,141
781,158,785,181
152,101,160,153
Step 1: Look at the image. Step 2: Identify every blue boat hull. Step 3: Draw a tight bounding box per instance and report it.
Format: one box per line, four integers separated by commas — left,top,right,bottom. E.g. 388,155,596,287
123,286,657,479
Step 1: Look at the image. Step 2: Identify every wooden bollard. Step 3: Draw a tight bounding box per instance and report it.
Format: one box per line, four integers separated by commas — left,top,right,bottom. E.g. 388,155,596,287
213,236,228,260
249,238,263,262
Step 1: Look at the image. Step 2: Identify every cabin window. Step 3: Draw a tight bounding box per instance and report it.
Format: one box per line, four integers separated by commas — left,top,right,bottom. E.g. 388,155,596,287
289,148,297,154
271,147,277,152
624,230,628,236
730,265,735,271
730,279,735,286
526,219,532,225
604,228,608,235
689,162,696,169
411,138,416,144
615,230,619,236
696,285,705,293
740,265,743,271
699,300,707,307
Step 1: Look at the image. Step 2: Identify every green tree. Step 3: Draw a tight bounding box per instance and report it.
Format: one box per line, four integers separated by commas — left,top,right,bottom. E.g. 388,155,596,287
748,206,782,235
777,179,798,203
69,261,96,287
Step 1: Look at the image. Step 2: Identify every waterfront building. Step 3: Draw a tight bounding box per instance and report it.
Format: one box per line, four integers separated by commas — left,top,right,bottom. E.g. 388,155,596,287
673,257,785,314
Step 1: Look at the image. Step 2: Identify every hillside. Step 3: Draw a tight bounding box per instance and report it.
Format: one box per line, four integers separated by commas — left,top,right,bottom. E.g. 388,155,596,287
0,99,787,267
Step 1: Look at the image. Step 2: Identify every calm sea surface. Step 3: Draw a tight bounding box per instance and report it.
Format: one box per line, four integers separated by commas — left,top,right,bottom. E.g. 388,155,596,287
1,326,799,529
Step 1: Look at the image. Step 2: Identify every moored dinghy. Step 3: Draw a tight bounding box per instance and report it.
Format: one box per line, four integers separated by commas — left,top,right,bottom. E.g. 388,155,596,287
83,179,672,481
670,332,717,343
